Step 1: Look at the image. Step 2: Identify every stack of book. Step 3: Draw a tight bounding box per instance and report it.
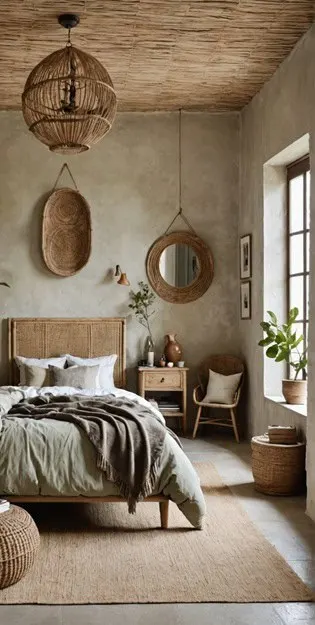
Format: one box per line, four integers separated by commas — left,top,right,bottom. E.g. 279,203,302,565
267,425,297,445
0,499,10,513
158,399,181,413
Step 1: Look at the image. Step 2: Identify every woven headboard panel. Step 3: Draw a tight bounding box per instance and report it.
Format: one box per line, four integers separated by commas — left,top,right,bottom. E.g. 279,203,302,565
8,318,126,388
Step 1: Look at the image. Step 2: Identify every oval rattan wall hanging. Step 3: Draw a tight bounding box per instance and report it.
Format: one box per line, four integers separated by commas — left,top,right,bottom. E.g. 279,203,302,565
42,164,91,277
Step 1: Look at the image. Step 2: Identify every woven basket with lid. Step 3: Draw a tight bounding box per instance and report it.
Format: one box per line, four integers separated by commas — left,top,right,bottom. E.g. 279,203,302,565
0,505,40,589
251,435,306,496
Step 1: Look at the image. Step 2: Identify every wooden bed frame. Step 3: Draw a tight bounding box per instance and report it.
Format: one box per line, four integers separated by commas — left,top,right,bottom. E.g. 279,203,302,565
6,317,170,529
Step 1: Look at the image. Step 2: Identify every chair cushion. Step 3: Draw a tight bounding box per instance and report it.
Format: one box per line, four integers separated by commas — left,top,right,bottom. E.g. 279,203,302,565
202,369,242,405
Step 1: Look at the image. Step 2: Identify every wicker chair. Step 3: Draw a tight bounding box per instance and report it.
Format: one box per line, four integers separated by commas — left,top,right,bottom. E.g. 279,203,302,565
192,355,244,442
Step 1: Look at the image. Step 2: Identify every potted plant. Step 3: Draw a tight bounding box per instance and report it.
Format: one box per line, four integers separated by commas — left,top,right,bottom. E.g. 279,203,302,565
129,281,156,366
258,307,307,405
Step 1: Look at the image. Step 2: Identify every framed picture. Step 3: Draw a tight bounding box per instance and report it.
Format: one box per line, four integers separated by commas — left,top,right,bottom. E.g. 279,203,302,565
240,281,251,319
240,234,252,279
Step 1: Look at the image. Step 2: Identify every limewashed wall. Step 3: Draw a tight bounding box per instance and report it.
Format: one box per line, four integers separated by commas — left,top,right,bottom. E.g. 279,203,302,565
0,111,240,427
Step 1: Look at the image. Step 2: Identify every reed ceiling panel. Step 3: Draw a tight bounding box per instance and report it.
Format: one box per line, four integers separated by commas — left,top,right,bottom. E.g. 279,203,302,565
0,0,314,111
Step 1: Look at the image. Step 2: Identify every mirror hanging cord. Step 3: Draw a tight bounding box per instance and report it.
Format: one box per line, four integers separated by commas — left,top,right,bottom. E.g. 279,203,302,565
164,207,197,235
164,109,197,236
52,162,79,191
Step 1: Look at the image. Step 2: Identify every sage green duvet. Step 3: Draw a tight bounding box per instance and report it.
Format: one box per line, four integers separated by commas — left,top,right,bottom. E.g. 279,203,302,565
0,387,206,528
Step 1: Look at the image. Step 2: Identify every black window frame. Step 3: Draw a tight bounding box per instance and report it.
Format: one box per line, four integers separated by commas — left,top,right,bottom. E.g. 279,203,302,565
286,156,310,380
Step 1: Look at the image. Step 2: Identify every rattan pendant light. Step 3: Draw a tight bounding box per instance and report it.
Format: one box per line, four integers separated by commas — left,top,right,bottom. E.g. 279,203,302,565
22,14,117,155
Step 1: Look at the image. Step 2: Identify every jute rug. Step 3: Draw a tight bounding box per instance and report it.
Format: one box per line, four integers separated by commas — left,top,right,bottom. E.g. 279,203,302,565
0,463,313,604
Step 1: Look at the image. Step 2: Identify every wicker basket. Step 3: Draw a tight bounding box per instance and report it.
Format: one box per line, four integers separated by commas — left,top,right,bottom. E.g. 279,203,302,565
251,435,306,495
0,505,40,589
42,188,91,277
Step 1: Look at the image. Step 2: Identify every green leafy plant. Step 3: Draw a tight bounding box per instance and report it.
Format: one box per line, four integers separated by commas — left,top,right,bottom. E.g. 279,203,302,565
258,307,307,380
128,281,155,342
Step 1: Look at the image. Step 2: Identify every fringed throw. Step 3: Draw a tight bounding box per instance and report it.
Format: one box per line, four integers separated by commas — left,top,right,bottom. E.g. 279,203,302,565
8,394,180,513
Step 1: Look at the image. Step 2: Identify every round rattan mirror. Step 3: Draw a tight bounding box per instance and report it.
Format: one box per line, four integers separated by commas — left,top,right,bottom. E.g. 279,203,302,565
146,231,214,303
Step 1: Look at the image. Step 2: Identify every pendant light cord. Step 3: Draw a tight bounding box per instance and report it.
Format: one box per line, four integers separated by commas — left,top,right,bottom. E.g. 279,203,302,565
164,110,197,236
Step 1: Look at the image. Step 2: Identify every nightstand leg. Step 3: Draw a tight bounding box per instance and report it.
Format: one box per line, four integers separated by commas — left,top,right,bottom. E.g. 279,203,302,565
182,385,187,436
139,372,145,398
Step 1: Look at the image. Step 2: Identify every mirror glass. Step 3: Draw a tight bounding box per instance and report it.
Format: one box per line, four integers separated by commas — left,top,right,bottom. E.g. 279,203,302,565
159,244,200,287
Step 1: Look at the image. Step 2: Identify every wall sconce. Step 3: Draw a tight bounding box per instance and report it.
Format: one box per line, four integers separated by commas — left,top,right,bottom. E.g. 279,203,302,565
115,265,130,286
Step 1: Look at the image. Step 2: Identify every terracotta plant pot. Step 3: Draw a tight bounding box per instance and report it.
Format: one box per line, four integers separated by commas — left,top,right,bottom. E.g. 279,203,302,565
164,333,182,364
282,379,307,405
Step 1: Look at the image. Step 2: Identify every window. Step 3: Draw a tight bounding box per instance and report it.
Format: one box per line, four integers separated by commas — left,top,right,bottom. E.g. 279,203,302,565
287,156,310,379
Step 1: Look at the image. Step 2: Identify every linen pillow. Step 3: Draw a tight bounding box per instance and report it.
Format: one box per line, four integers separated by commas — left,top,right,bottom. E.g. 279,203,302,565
202,369,242,405
66,354,117,390
15,355,67,385
23,364,51,387
49,364,100,389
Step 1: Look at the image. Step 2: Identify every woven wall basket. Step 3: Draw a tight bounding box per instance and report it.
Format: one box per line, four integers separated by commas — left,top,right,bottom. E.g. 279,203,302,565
42,187,91,277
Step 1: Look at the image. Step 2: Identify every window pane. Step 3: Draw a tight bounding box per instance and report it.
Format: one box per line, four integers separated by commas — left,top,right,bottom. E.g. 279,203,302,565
292,322,304,341
305,321,308,378
289,276,304,319
289,175,304,232
291,367,303,380
289,233,304,274
306,275,309,320
306,231,310,272
290,323,305,380
306,170,310,229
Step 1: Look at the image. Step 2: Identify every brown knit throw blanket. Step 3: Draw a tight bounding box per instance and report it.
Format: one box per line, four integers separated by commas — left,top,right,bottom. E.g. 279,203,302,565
8,394,179,513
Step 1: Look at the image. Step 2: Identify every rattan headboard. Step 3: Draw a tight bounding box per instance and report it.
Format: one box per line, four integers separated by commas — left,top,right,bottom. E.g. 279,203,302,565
8,317,126,388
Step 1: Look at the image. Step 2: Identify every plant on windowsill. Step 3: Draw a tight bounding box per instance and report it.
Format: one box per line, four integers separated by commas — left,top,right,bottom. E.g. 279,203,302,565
129,281,156,367
258,307,307,405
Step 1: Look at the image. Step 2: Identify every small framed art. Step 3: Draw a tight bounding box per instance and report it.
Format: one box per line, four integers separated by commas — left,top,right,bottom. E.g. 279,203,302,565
240,234,252,279
240,281,251,319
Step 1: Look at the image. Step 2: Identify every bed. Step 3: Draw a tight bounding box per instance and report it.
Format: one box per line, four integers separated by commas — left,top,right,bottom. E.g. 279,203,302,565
0,317,206,529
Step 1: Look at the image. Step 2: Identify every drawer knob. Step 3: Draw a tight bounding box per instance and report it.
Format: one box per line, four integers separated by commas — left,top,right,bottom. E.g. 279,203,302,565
161,377,165,383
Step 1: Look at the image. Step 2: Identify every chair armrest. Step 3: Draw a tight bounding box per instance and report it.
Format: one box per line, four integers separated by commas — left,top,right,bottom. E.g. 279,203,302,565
231,385,242,407
193,385,204,404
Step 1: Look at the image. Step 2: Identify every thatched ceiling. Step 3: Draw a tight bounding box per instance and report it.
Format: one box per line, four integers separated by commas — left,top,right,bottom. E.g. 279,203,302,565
1,1,314,111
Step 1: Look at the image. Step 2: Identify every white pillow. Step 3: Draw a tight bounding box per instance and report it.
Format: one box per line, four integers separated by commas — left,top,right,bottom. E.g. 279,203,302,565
66,354,117,390
202,369,242,405
15,355,67,385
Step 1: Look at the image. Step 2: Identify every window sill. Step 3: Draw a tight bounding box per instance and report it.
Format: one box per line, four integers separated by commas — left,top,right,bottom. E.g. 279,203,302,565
265,395,307,417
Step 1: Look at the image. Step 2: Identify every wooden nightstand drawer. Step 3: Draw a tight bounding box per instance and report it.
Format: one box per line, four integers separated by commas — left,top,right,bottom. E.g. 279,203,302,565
145,370,181,389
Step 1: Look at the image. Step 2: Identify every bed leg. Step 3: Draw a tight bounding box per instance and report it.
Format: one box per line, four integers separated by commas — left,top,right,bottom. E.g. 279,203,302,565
159,500,169,529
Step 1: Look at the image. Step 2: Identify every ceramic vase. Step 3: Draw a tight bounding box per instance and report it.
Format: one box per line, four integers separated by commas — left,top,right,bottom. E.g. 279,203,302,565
164,333,182,364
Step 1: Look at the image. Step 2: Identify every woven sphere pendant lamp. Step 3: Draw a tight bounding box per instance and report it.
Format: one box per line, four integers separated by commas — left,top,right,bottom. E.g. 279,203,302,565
22,14,117,155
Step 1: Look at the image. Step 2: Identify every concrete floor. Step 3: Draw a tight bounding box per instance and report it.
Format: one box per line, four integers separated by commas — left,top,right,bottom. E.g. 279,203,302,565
0,434,314,625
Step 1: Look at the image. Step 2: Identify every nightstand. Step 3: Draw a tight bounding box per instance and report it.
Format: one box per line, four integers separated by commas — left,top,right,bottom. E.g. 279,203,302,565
138,367,189,435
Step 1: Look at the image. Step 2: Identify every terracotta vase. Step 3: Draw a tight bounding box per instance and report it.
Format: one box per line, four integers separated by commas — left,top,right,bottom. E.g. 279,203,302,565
164,333,182,364
282,379,307,405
